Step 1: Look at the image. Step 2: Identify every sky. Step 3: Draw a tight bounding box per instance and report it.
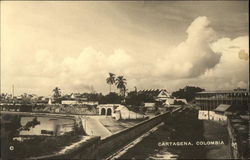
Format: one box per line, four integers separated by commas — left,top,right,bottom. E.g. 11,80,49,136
1,1,249,96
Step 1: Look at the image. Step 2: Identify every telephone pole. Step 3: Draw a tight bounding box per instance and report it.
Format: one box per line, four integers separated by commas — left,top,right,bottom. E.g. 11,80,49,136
12,84,15,98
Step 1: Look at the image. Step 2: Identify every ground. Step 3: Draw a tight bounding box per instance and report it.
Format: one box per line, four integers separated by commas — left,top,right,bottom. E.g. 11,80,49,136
99,117,144,133
120,107,230,159
80,116,144,138
203,120,229,159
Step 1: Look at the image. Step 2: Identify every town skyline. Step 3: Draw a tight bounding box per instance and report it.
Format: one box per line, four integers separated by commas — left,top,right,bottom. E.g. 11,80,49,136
1,1,249,96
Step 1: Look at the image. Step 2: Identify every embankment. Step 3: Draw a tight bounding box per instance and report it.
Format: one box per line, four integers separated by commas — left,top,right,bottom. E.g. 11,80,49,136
29,107,182,159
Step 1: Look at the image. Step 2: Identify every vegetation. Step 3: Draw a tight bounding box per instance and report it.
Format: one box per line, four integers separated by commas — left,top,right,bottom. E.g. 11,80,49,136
172,86,205,102
106,73,116,93
19,117,40,131
99,92,123,104
81,92,103,101
115,76,127,97
19,93,33,104
8,134,83,159
52,87,61,103
126,91,155,106
1,114,84,159
2,114,22,138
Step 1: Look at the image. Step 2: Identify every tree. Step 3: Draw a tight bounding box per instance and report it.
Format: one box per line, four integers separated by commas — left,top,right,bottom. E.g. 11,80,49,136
172,86,205,102
2,114,22,138
106,73,116,93
52,87,61,103
115,76,127,97
126,91,155,106
19,117,40,131
20,93,33,105
99,92,123,104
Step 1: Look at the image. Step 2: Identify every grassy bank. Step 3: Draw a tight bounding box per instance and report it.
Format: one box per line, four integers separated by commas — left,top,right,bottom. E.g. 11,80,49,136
1,114,85,159
6,134,83,159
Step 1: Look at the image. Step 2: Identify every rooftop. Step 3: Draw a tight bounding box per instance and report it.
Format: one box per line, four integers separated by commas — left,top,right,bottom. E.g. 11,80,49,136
197,89,249,94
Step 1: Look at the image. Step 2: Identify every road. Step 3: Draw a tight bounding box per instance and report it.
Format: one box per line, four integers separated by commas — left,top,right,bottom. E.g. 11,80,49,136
81,116,112,139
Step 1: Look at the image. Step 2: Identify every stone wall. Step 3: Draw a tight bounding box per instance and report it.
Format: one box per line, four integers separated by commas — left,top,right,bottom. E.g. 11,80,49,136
227,115,249,159
30,108,182,159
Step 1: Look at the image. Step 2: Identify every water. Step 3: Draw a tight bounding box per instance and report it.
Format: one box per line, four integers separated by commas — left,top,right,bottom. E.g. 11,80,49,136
1,114,83,159
1,114,76,137
19,116,75,136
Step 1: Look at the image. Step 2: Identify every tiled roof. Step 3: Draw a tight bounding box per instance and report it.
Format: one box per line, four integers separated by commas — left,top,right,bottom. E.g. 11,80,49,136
138,89,163,97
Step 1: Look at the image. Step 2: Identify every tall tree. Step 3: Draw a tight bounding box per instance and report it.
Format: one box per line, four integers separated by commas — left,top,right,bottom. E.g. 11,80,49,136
20,93,33,104
172,86,205,102
52,87,61,100
106,73,116,93
115,76,127,97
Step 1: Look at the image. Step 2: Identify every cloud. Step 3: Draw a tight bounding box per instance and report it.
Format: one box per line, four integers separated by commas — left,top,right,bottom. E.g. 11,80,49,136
200,36,249,90
9,47,135,94
2,16,248,95
153,16,221,78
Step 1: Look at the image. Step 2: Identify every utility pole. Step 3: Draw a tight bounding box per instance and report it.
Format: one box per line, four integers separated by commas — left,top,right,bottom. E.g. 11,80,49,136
12,84,15,98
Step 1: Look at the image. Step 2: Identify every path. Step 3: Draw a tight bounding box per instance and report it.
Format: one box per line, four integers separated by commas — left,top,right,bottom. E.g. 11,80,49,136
81,116,112,139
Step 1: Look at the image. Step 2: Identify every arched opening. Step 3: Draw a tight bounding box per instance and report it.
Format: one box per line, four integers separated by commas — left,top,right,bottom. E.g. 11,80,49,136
101,108,106,115
107,108,112,116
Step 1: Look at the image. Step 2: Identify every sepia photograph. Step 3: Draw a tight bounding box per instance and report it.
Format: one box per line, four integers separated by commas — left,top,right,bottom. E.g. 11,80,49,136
0,0,249,159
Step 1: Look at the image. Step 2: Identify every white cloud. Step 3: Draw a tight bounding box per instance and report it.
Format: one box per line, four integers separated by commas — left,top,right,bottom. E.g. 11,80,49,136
200,36,249,90
2,16,248,95
153,16,221,78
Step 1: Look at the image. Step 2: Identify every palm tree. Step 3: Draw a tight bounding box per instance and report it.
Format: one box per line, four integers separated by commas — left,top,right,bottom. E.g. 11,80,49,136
115,76,127,97
52,87,61,100
106,73,116,93
20,93,33,105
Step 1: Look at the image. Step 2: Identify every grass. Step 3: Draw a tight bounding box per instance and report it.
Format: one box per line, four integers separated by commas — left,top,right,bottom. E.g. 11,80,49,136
5,133,83,159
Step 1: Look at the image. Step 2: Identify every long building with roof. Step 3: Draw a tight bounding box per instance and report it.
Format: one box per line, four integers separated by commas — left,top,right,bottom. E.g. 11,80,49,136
195,88,249,110
137,89,172,101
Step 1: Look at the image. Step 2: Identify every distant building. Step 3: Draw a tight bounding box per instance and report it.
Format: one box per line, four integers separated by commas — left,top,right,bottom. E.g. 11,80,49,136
171,98,188,105
214,104,231,114
97,104,118,116
138,89,171,101
195,88,249,110
113,105,146,120
137,89,175,106
61,100,98,105
97,104,146,120
144,102,156,111
199,103,249,123
61,93,98,105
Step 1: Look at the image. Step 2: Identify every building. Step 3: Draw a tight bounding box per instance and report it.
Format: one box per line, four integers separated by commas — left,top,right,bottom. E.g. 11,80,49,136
61,93,98,105
113,105,146,120
195,88,249,110
138,89,171,101
97,104,147,120
144,102,156,111
137,89,175,106
197,103,248,123
97,104,118,116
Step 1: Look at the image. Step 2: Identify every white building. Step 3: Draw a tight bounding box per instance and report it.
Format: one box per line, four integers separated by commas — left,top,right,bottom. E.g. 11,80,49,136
97,104,146,120
113,105,146,120
61,100,98,105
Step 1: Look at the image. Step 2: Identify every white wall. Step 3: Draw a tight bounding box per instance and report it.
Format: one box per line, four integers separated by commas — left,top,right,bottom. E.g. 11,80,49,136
198,110,227,122
114,105,146,120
